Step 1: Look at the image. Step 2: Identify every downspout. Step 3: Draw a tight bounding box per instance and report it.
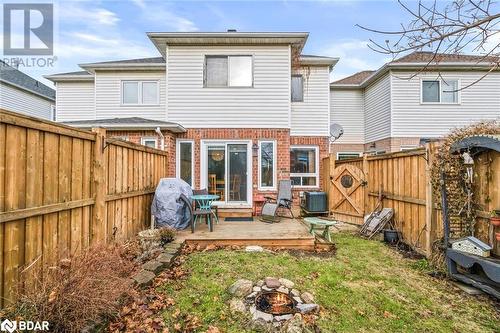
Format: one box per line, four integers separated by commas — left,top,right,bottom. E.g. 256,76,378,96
155,127,165,150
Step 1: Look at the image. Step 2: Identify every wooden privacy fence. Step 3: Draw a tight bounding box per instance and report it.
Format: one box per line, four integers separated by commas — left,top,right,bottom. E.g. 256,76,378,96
323,145,436,256
323,143,499,257
0,109,168,306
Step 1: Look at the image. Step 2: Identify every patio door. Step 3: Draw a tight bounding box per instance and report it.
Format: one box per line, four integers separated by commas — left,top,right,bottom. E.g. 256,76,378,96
202,141,251,206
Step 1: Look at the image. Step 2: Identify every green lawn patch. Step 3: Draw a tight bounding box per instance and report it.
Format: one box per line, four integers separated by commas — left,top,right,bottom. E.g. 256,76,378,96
158,233,499,332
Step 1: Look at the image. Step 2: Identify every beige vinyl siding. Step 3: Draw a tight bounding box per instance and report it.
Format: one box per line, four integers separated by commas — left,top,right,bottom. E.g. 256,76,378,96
55,81,95,122
291,66,330,136
0,82,53,120
166,45,290,128
330,88,365,144
95,71,166,121
391,71,500,137
365,73,391,142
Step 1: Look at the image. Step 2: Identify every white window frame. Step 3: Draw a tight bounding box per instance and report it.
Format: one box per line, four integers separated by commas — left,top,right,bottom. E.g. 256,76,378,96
420,78,460,105
141,137,157,148
336,152,363,160
121,80,160,106
290,145,319,188
258,140,277,191
204,55,254,88
176,139,195,188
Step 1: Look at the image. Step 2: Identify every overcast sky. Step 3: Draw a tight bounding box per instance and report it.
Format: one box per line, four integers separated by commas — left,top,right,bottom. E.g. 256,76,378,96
7,0,420,87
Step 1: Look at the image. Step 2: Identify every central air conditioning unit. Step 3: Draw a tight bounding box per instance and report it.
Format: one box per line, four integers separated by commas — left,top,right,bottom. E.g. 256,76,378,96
301,191,328,214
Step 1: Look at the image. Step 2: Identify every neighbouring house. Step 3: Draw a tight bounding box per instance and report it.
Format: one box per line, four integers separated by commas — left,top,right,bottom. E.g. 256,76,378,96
0,60,55,120
330,52,500,159
45,31,338,214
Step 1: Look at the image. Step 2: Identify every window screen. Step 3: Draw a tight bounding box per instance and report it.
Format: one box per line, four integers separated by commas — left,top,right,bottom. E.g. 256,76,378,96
291,75,304,102
422,80,440,103
142,82,158,104
206,56,228,87
122,82,138,104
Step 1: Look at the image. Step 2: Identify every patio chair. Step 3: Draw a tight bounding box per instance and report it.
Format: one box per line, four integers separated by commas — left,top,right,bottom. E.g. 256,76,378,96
260,180,294,223
193,188,219,220
179,193,214,232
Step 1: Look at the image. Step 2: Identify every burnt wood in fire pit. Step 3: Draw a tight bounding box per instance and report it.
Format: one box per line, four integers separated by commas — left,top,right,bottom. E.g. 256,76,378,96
255,291,296,315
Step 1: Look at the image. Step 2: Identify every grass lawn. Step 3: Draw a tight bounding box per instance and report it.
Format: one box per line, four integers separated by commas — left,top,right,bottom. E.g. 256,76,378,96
158,233,499,332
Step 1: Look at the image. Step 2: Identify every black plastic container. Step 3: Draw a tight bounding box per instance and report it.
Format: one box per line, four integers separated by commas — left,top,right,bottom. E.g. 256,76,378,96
383,229,399,244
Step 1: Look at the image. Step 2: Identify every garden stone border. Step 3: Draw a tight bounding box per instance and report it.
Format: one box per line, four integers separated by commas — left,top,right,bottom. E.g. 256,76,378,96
132,241,183,288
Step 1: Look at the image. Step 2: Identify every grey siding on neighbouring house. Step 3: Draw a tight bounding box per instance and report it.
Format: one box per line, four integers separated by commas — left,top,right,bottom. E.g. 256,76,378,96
364,73,391,142
291,65,330,136
391,71,500,137
330,88,365,144
166,45,291,128
0,82,54,120
55,81,95,121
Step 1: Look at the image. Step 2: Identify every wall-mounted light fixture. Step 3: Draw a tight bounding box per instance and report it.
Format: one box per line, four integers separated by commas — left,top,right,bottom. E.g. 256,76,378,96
252,143,259,157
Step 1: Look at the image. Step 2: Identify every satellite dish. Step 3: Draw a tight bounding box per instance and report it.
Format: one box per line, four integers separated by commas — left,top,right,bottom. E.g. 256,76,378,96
330,123,344,143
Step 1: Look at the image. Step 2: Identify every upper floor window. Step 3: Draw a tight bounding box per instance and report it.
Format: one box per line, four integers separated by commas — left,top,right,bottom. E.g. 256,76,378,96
291,75,303,102
204,55,253,87
122,81,159,105
421,79,458,104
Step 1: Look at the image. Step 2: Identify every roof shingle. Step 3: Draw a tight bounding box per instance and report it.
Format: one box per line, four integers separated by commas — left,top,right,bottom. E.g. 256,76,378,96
331,70,375,85
0,60,55,100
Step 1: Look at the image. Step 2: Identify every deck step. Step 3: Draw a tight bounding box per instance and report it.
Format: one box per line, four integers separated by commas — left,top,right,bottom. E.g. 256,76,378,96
218,208,253,218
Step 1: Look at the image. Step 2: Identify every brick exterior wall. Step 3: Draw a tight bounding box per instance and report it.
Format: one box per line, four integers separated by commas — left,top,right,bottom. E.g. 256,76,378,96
330,143,365,157
365,137,421,153
108,128,329,206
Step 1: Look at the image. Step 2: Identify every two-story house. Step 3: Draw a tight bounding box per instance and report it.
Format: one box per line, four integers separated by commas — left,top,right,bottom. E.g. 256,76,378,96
330,52,500,158
46,31,337,214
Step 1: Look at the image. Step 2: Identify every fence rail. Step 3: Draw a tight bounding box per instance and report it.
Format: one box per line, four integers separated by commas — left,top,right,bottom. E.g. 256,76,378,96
323,144,499,257
0,110,167,306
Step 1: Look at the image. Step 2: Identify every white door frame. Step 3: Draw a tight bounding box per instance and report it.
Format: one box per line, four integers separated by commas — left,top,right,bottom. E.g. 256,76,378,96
200,139,253,208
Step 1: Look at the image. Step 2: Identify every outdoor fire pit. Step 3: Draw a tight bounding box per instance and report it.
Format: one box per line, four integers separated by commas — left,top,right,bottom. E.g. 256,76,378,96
228,277,319,332
255,291,296,315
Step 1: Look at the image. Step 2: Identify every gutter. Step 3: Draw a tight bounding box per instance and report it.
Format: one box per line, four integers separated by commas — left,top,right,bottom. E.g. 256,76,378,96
64,122,186,133
79,63,166,73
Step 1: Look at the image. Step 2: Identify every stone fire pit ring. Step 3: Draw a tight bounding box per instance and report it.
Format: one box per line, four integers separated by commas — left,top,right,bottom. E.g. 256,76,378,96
228,277,319,332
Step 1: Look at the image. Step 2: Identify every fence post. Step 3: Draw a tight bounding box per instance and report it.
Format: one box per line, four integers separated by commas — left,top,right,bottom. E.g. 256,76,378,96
425,142,436,256
362,153,369,215
92,128,107,243
328,154,336,214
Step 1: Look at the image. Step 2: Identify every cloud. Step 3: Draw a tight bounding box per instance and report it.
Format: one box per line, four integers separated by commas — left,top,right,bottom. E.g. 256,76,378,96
130,1,198,31
320,38,388,80
59,4,120,26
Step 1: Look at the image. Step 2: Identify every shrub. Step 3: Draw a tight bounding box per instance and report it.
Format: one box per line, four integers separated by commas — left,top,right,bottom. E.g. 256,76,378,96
158,227,176,246
6,243,135,333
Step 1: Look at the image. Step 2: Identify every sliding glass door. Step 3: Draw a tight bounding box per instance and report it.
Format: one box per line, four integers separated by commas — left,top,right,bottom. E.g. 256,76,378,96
228,144,247,202
203,142,250,205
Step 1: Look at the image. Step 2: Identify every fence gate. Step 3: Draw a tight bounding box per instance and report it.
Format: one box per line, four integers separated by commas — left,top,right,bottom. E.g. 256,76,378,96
330,163,366,225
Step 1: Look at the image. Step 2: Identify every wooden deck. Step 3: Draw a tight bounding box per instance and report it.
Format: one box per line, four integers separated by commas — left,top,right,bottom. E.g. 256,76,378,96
176,217,316,250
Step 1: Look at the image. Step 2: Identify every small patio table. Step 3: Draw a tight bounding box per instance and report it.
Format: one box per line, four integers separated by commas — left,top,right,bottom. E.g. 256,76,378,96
191,194,220,226
303,217,339,242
